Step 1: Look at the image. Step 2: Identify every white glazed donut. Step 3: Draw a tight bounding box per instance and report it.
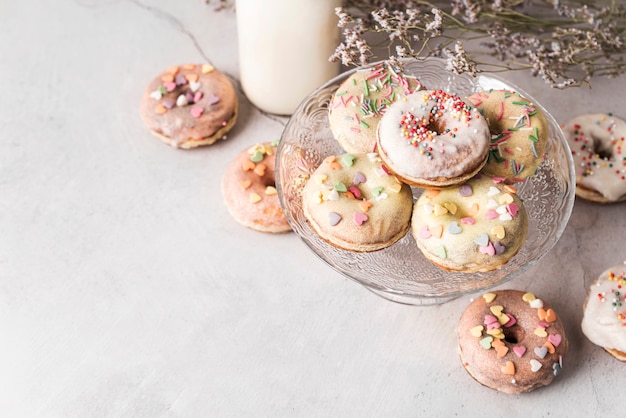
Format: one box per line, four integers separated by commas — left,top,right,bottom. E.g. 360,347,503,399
562,113,626,203
376,89,490,188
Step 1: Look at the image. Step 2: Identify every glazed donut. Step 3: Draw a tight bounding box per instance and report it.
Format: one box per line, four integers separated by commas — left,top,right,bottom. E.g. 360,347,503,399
562,113,626,203
140,63,238,149
411,175,528,273
581,264,626,361
221,141,291,233
377,89,490,188
457,290,568,394
467,90,549,182
302,153,413,252
328,63,422,153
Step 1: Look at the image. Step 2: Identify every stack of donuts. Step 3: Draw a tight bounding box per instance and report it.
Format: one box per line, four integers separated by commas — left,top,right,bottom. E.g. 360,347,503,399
302,62,551,273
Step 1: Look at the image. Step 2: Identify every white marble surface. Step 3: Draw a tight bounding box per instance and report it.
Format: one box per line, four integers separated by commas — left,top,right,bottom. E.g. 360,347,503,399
2,1,625,416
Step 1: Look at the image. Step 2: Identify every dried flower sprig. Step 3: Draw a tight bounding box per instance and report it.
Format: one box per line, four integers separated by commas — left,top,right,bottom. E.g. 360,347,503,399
334,0,626,88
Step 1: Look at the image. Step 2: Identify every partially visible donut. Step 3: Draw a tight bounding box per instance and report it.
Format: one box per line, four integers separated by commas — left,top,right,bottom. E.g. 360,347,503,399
411,175,528,273
328,63,422,154
581,264,626,361
467,89,549,182
377,89,490,188
140,63,238,149
302,152,413,252
221,141,291,233
562,113,626,203
457,290,568,394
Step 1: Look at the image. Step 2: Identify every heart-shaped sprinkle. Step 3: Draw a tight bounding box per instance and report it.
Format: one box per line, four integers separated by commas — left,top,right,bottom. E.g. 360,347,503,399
480,336,494,349
354,212,368,226
418,225,432,239
493,341,509,358
353,172,366,185
487,186,500,196
543,341,555,354
358,201,373,212
484,314,499,326
185,73,199,82
328,189,339,201
552,362,562,376
422,203,434,215
348,186,362,199
499,213,513,221
314,174,327,185
537,321,550,328
254,163,266,176
154,104,167,114
150,89,163,100
474,233,489,247
434,204,448,216
189,81,201,92
265,186,277,195
388,182,402,193
470,325,484,337
334,182,347,192
459,184,473,197
507,203,520,217
530,298,544,309
193,91,203,103
492,177,505,183
242,160,255,171
163,81,176,92
207,94,220,105
435,245,447,259
538,308,547,321
185,91,195,103
485,209,499,220
162,99,175,109
468,203,479,217
341,154,356,167
513,346,527,357
498,313,510,325
534,327,548,338
530,359,542,372
483,292,497,303
479,242,495,256
501,361,515,375
175,74,187,85
548,334,562,347
448,221,462,235
486,199,499,209
493,241,506,255
444,202,458,215
534,346,548,359
324,156,336,164
329,212,342,226
161,73,174,83
490,305,504,317
249,192,262,203
375,192,388,201
190,106,204,118
250,150,264,163
239,180,251,190
545,309,557,322
425,189,440,198
430,224,443,239
371,186,384,196
522,291,535,302
202,64,215,73
496,205,508,215
498,193,514,205
491,225,506,239
461,217,475,225
503,314,517,328
166,65,179,75
486,328,504,338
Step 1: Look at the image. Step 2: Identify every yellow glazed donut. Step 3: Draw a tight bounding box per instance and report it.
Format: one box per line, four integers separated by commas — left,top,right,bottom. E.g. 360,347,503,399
377,89,490,188
457,290,568,394
562,113,626,204
328,63,422,153
140,63,238,149
221,141,291,233
467,90,549,181
411,175,528,272
302,153,413,252
581,264,626,361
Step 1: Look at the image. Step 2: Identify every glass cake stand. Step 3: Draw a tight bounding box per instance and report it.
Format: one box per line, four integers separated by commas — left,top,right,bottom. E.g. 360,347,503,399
275,58,575,305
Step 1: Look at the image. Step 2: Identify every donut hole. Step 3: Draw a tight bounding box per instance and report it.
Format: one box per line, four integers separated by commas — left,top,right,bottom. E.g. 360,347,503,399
503,326,525,345
591,134,614,160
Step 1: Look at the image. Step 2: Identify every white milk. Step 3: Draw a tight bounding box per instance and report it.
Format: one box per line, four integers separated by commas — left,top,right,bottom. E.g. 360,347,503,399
236,0,341,115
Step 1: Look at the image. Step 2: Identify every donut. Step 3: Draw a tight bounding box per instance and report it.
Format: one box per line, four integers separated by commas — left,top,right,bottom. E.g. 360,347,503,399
140,63,238,149
302,152,413,252
457,290,568,394
328,63,422,153
221,141,291,233
411,175,528,273
562,113,626,203
466,90,549,182
581,264,626,361
376,89,490,188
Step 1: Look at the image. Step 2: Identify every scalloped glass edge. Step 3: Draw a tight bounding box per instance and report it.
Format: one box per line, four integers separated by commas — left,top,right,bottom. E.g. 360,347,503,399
276,57,576,305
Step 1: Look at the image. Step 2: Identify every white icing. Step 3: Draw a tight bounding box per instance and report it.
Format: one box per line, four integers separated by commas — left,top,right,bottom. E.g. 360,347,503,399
563,113,626,201
377,90,490,180
581,265,626,353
